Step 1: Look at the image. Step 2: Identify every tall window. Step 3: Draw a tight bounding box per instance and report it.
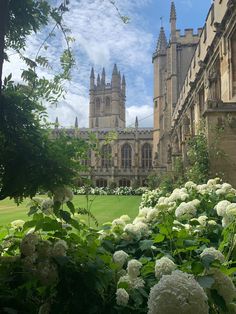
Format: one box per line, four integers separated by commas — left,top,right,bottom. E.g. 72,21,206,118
105,97,111,114
142,143,152,169
95,98,100,114
96,179,107,187
121,144,132,169
101,144,112,168
231,28,236,95
80,150,91,167
119,179,131,187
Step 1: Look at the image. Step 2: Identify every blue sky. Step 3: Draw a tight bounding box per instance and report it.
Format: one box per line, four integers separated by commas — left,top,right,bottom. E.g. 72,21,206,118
4,0,212,128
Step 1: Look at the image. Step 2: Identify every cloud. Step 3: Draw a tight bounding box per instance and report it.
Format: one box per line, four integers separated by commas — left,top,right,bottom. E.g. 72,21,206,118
3,0,154,128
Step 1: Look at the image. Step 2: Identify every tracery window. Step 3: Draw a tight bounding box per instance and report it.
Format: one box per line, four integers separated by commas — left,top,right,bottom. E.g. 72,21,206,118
121,144,132,169
95,98,100,114
101,144,112,168
96,179,107,187
141,143,152,169
119,179,131,187
105,97,111,114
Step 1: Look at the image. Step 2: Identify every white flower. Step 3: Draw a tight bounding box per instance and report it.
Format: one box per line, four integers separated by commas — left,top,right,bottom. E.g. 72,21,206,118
222,216,234,227
189,199,200,207
116,288,129,306
200,247,225,263
120,215,131,223
133,216,147,224
185,181,197,189
124,223,142,239
53,186,73,203
118,274,145,289
138,206,152,217
208,220,217,226
168,188,188,202
226,203,236,217
207,178,220,186
155,257,176,279
113,250,129,268
210,269,236,304
197,184,208,194
147,270,208,314
20,233,39,257
134,222,150,237
198,215,208,226
215,200,231,217
10,220,25,229
41,198,54,213
112,218,126,228
51,239,68,257
175,202,197,220
127,259,142,279
147,208,160,222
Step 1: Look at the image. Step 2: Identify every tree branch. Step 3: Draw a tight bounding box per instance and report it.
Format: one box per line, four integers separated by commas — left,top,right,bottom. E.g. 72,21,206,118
0,0,8,93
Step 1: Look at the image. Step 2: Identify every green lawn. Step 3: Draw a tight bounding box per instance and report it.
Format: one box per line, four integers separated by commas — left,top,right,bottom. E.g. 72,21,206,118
0,195,141,226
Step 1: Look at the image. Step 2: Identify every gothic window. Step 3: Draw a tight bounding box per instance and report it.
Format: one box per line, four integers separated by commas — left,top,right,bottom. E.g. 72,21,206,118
119,179,131,187
101,144,112,168
105,97,111,114
95,98,100,114
95,117,99,127
231,28,236,95
121,144,132,169
96,179,107,187
199,87,205,115
141,143,152,169
80,150,91,167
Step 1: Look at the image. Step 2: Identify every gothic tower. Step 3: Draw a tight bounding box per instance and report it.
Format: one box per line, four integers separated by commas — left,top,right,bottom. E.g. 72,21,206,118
89,64,126,129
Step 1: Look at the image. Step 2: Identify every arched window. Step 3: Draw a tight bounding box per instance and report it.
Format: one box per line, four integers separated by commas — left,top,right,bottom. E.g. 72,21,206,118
101,144,112,168
96,179,107,187
95,98,100,114
105,97,111,114
119,179,131,187
142,143,152,169
80,150,91,167
121,144,132,169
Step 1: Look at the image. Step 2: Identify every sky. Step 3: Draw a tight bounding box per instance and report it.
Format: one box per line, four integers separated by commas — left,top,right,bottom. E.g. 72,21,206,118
3,0,212,128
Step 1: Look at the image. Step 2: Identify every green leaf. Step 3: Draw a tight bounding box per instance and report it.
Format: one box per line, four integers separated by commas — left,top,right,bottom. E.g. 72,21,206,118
59,210,71,222
197,275,215,288
153,234,165,243
66,201,75,215
191,261,204,275
201,254,216,269
139,240,154,251
210,289,227,312
27,205,38,216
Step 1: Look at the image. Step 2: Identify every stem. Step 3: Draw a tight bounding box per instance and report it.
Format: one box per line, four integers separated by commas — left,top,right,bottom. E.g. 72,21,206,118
0,0,8,93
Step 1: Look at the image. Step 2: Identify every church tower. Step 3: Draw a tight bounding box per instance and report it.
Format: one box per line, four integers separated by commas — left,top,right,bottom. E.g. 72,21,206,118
89,64,126,129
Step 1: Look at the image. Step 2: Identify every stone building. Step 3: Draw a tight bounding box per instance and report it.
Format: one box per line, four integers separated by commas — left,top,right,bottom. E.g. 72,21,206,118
153,0,236,186
55,65,153,187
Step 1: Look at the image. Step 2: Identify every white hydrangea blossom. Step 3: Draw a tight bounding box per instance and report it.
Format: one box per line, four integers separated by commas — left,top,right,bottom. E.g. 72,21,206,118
20,233,39,257
215,200,231,217
210,269,236,304
51,239,68,257
10,219,25,229
226,203,236,217
185,181,197,189
113,250,129,268
116,288,129,306
41,198,54,212
147,270,209,314
112,218,126,229
198,215,208,226
120,215,131,223
155,257,176,279
168,188,189,202
53,186,73,203
208,220,217,226
200,247,225,263
175,201,197,220
118,274,145,289
147,208,160,222
127,259,142,279
133,216,147,224
124,223,141,239
197,184,208,194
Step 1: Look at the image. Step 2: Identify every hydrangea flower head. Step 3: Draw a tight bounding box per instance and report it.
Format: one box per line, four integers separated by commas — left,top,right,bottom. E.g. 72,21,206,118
155,257,176,279
148,270,208,314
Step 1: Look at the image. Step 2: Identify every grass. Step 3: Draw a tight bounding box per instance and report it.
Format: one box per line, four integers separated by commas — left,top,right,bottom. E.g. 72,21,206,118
0,195,141,226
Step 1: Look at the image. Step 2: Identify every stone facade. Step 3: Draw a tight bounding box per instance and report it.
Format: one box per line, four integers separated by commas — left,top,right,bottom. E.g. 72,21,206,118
153,0,236,186
54,65,153,187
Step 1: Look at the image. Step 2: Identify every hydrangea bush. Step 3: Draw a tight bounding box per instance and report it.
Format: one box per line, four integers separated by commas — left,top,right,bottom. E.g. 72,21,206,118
75,186,148,196
1,179,236,313
100,178,236,313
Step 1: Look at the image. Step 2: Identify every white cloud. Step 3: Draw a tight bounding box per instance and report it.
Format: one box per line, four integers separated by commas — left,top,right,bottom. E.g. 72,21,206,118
3,0,154,128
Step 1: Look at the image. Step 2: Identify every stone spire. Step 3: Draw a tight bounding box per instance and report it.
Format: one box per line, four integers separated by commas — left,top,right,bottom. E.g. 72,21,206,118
75,116,78,128
55,117,59,128
170,1,176,21
90,67,95,90
101,67,106,86
97,73,101,86
156,27,167,54
112,64,118,76
135,116,139,128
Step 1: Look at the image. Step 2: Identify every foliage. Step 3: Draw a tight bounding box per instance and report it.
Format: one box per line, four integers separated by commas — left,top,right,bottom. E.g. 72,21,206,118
1,179,236,312
75,186,149,196
186,132,209,184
